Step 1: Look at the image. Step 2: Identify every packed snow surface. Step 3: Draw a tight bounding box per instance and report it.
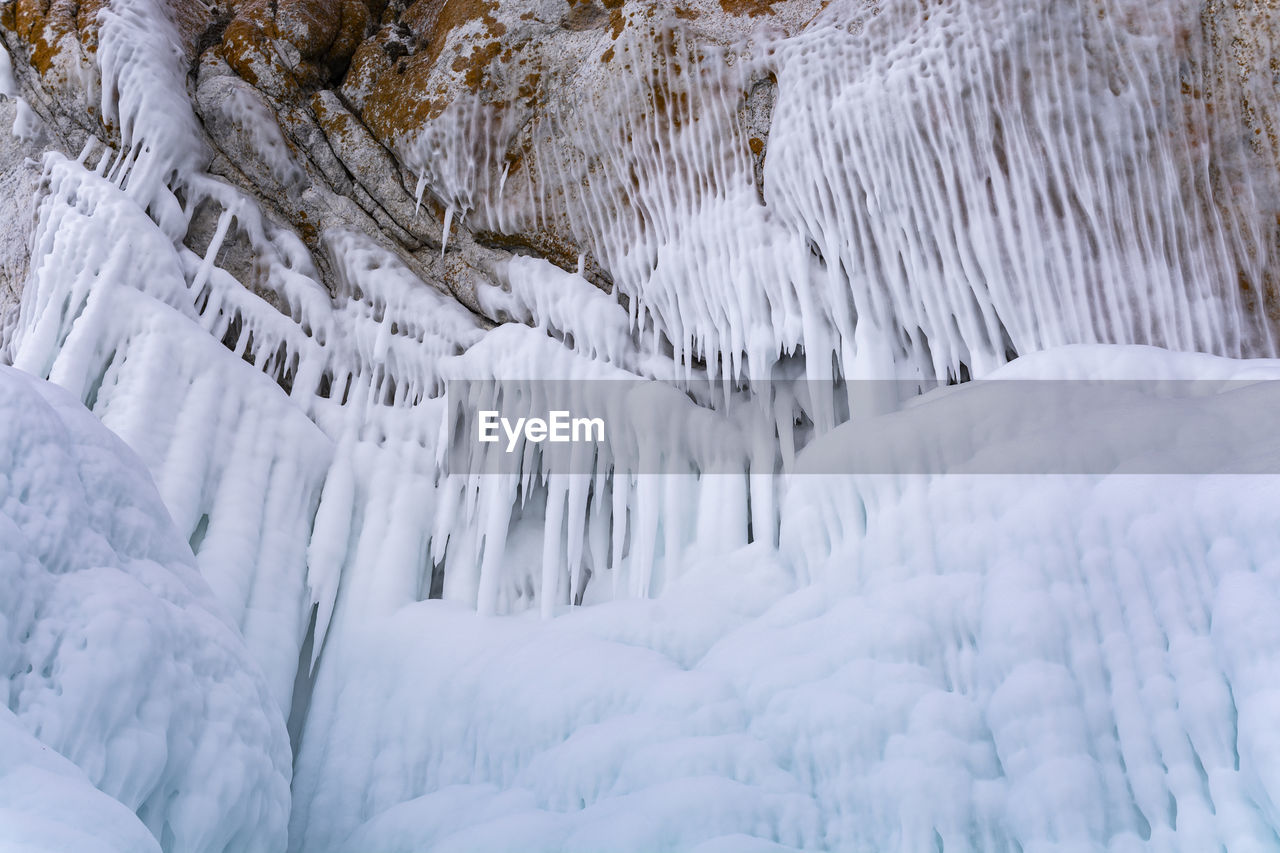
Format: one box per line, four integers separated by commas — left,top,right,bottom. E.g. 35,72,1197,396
5,0,1280,851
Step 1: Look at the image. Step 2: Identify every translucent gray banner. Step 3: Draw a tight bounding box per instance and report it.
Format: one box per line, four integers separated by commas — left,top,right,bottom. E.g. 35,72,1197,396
442,379,1280,475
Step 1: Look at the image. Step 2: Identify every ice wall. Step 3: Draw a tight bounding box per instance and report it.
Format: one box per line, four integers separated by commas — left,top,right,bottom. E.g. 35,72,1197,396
5,0,1280,850
770,350,1280,852
12,0,1277,637
290,346,1280,853
9,145,338,717
517,0,1278,388
764,0,1277,377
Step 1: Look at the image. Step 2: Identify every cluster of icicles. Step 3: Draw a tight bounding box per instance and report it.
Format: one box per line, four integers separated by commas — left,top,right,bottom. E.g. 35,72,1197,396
5,0,1279,667
405,0,1279,382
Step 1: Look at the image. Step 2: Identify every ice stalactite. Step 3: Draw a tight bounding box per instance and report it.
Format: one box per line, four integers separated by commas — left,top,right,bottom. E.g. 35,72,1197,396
9,116,760,707
285,353,1280,853
203,80,308,195
478,256,639,371
435,320,760,617
764,0,1277,379
0,41,13,98
517,2,1279,395
529,24,823,387
10,148,336,717
11,0,1280,653
9,0,1280,644
93,0,208,235
398,96,519,246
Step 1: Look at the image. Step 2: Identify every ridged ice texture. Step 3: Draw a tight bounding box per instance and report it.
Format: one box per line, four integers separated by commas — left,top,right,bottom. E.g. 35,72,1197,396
437,320,766,617
16,0,1274,641
10,148,339,715
526,1,1277,386
8,0,1280,850
94,0,207,236
10,145,761,634
0,704,163,853
772,353,1280,853
288,345,1280,853
399,95,518,244
764,0,1277,377
0,366,291,853
529,26,821,383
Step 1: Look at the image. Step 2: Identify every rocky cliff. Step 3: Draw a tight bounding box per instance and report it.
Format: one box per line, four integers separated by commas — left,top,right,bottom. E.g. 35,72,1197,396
0,0,823,320
5,0,1276,346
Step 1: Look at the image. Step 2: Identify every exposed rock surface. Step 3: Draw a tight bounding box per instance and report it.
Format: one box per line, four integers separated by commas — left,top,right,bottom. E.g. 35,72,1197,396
3,0,1278,332
0,0,828,315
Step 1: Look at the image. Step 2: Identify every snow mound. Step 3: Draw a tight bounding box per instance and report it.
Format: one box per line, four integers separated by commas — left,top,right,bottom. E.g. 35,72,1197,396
0,366,290,853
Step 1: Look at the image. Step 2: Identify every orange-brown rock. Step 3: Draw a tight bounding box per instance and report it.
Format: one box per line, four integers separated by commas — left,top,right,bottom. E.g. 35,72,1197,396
328,0,371,68
8,0,102,74
275,0,341,60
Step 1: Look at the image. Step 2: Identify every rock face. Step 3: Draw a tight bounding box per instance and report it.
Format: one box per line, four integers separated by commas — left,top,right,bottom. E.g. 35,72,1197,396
4,0,1278,333
0,0,822,314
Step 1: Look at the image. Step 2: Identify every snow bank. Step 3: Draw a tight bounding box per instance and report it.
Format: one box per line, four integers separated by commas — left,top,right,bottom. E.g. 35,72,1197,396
0,366,290,853
0,705,162,853
289,546,809,853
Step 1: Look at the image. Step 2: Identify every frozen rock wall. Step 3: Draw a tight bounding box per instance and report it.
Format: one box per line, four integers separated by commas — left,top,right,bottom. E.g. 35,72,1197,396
2,0,1280,851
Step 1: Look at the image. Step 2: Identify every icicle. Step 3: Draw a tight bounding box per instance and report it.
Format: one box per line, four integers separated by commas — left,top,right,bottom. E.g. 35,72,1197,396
539,474,568,618
190,207,235,298
441,204,453,257
414,171,428,214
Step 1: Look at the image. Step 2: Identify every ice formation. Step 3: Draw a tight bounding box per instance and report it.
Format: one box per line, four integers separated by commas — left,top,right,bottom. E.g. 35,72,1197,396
515,0,1279,390
4,0,1280,851
400,96,517,243
0,366,290,853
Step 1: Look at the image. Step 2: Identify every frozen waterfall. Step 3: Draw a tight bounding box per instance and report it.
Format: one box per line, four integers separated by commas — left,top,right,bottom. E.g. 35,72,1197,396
3,0,1280,851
